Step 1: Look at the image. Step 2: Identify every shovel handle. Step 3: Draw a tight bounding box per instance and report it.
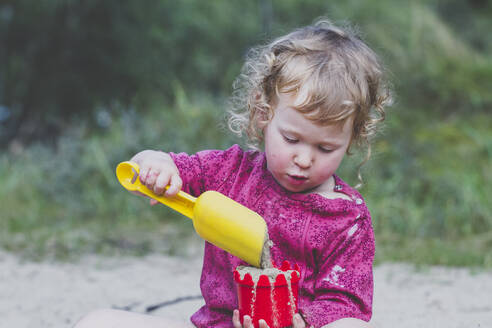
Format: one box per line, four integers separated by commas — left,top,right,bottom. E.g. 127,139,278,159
116,161,196,219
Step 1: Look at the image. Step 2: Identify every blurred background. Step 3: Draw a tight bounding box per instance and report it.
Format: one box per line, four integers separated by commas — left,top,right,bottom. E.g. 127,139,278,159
0,0,490,266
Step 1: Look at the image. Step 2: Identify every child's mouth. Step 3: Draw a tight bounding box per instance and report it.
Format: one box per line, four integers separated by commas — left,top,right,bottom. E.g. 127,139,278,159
287,174,308,185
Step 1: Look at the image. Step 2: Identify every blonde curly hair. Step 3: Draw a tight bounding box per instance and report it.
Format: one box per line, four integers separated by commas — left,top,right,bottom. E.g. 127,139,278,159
228,19,392,187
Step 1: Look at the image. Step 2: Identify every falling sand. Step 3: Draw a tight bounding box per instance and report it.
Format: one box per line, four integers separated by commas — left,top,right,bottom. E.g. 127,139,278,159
235,263,299,327
260,233,274,269
235,233,300,327
236,249,299,327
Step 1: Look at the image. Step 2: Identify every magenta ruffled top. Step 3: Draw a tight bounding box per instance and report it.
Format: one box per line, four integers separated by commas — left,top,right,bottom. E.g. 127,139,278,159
170,145,375,328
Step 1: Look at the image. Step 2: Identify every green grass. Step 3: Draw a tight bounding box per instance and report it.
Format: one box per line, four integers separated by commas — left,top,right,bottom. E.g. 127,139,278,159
1,1,491,265
340,112,492,267
0,92,234,261
375,233,492,267
1,96,490,267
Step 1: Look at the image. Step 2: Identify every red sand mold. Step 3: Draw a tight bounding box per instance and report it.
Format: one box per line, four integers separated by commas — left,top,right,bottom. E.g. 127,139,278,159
234,260,300,328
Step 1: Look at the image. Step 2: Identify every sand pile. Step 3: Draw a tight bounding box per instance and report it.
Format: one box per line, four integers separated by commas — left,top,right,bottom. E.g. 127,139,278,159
1,248,491,328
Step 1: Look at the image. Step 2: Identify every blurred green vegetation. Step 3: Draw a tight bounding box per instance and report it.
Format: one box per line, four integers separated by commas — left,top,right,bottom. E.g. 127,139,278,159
0,0,491,266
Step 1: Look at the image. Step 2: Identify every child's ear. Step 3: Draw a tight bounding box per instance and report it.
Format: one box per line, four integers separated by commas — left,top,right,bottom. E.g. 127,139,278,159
256,110,271,130
253,92,274,129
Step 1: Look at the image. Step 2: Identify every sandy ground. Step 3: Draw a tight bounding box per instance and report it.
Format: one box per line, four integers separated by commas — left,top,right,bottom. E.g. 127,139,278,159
1,244,491,328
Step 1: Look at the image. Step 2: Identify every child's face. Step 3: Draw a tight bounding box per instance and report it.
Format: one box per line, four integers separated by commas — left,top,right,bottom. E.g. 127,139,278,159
263,92,353,194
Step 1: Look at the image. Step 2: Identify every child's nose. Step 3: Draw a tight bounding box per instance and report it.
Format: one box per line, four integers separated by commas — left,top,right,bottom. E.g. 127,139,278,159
294,150,313,168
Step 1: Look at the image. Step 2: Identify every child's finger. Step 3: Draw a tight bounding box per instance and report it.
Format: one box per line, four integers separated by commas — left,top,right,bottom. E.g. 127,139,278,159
149,198,158,206
258,319,270,328
232,309,241,328
165,174,182,197
154,172,172,195
139,164,151,184
144,168,159,189
292,313,306,328
243,315,253,328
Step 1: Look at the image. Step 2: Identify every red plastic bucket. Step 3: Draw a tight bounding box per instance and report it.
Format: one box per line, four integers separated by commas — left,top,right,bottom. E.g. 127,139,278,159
234,261,300,328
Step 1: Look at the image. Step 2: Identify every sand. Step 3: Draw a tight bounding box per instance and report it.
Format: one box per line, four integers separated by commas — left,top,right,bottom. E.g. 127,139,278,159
2,243,491,328
260,235,274,269
235,265,297,282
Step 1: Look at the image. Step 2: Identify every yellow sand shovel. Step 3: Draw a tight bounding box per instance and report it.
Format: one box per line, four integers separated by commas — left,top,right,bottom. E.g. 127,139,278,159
116,161,267,267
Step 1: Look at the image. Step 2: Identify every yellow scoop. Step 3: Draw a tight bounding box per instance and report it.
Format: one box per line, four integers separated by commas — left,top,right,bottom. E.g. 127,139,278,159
116,161,267,267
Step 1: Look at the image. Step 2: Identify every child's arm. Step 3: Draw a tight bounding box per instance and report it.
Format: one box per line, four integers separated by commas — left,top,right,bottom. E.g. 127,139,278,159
129,150,182,204
130,144,246,201
168,144,245,197
302,216,375,327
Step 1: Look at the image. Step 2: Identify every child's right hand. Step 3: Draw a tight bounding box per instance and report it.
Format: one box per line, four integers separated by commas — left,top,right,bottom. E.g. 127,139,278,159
232,310,306,328
129,150,182,205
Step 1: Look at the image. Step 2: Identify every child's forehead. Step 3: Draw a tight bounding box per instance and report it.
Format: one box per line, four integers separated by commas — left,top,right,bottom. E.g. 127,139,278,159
274,62,358,119
274,91,354,127
273,96,353,135
275,91,302,107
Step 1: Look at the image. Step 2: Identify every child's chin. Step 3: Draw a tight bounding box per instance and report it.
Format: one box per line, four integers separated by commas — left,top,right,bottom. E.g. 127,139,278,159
282,183,309,193
273,174,309,193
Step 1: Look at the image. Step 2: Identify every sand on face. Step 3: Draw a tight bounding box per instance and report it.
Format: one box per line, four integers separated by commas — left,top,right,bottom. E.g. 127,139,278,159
2,247,492,328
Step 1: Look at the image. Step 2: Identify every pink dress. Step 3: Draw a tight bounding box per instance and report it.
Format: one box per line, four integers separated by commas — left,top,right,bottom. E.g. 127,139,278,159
170,145,374,328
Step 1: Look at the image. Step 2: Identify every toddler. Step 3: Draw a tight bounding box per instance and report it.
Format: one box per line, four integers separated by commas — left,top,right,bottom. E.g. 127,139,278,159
75,19,391,328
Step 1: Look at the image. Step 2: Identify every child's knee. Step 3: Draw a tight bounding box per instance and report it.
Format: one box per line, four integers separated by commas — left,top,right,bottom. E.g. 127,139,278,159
326,318,375,328
73,308,117,328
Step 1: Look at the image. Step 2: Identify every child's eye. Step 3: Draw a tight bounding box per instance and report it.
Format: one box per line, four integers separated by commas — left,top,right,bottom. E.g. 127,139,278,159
283,135,298,143
319,146,333,153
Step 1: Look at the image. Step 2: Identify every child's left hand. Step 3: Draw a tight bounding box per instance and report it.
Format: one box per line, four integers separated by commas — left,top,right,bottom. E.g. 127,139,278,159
232,309,306,328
